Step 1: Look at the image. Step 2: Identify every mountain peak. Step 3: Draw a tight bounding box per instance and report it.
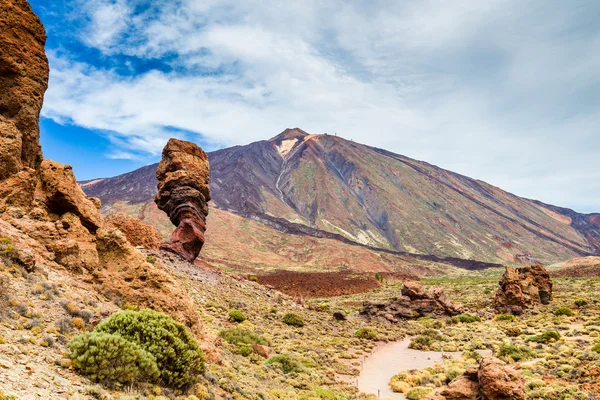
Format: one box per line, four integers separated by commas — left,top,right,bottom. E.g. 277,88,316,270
268,128,309,143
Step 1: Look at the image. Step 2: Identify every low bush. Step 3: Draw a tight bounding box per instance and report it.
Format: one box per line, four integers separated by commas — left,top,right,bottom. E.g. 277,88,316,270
574,299,588,308
265,354,306,374
94,309,204,389
553,307,573,317
354,327,378,340
591,343,600,353
495,313,517,322
282,312,304,327
406,387,432,400
497,342,536,362
219,327,267,346
457,314,481,323
228,309,246,323
219,327,267,357
68,332,159,385
526,330,560,344
0,273,10,317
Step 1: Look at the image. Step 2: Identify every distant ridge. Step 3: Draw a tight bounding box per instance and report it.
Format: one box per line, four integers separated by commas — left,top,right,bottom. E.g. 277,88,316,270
82,128,600,265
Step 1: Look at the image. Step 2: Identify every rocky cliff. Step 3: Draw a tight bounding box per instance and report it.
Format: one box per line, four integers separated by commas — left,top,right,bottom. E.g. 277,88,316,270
0,0,197,329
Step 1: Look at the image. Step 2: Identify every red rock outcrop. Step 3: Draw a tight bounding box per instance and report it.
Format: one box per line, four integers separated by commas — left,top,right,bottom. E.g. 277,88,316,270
493,264,552,315
0,1,200,329
423,357,525,400
105,212,162,249
155,138,210,262
360,281,463,321
0,0,47,181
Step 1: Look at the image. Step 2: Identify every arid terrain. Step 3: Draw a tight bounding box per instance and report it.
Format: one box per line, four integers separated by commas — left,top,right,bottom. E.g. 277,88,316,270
0,1,599,400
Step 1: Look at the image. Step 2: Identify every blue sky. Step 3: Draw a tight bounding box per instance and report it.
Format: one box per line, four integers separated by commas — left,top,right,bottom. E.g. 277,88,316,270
29,0,600,212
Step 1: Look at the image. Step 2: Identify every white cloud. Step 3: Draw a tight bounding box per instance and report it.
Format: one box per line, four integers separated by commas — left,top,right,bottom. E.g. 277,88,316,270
41,0,600,212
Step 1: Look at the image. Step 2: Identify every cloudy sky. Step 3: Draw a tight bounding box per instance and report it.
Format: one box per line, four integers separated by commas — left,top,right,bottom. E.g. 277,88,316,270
30,0,600,212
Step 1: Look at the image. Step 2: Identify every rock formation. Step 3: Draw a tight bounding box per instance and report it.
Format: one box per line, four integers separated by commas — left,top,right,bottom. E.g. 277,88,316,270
493,264,552,315
106,212,162,249
360,281,463,321
423,357,525,400
0,1,198,328
155,138,210,262
0,0,47,182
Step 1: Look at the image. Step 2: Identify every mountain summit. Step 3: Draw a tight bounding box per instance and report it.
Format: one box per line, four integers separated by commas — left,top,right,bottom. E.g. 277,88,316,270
82,129,600,265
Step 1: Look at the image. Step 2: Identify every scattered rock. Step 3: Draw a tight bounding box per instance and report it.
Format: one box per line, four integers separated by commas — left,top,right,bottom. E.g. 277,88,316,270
333,310,347,321
105,212,162,249
155,138,210,262
423,357,525,400
493,264,552,315
360,281,463,320
252,344,271,358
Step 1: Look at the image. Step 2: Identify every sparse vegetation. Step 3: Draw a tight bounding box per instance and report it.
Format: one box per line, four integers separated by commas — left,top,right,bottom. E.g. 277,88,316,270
495,313,516,322
553,307,574,317
282,312,304,327
228,309,246,322
457,314,480,323
354,327,378,340
526,330,560,344
497,342,536,362
265,354,306,374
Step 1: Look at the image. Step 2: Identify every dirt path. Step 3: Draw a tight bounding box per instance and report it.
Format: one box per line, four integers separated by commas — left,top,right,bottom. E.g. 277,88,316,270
356,338,462,400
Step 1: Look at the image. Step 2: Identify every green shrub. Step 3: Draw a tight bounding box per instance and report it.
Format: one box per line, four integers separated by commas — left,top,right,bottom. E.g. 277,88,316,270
526,330,561,344
553,307,573,317
457,314,481,323
282,313,304,327
68,332,159,385
94,309,204,389
497,342,536,362
591,344,600,353
446,369,462,382
228,309,246,323
354,327,378,340
406,387,432,400
219,327,267,346
496,313,517,322
574,299,588,308
265,354,306,374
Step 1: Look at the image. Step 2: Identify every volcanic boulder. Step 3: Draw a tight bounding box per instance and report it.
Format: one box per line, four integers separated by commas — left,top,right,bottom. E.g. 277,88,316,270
155,138,210,262
423,357,525,400
493,264,552,315
360,281,463,321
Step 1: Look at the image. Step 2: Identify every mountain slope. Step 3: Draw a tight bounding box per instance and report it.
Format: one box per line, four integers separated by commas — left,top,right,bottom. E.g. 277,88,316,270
81,128,600,264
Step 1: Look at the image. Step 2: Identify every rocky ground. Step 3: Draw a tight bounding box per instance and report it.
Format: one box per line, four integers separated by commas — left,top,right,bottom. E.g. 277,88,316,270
2,239,599,399
316,269,600,399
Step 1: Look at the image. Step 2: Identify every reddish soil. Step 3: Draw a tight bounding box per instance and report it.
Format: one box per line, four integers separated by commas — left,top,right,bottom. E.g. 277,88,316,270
589,214,600,226
255,271,385,298
550,264,600,278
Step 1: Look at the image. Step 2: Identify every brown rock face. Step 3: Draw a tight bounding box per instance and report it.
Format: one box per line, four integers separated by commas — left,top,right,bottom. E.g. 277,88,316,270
493,264,553,315
0,3,200,329
155,138,210,262
423,357,525,400
0,0,48,181
36,160,104,233
477,357,526,400
360,281,463,321
105,213,162,249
